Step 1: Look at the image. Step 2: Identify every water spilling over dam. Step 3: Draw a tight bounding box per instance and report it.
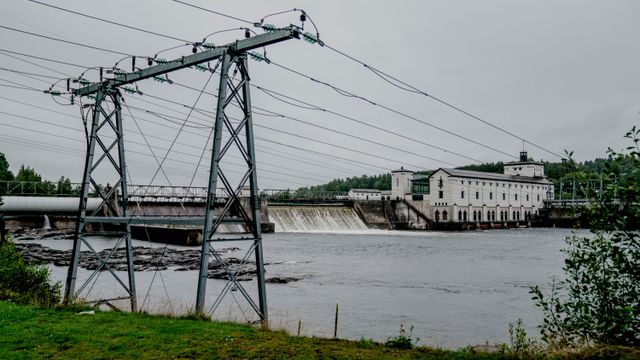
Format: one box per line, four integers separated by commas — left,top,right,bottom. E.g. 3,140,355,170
269,205,368,232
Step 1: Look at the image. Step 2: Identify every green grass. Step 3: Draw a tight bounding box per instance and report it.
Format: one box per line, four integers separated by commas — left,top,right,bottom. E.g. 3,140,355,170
0,302,638,359
0,302,501,359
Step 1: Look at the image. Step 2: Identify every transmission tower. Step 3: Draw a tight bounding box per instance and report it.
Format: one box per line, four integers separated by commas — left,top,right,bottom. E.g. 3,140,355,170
65,27,301,325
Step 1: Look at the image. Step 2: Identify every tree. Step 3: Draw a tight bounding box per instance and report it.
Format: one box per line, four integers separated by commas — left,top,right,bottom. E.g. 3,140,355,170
0,153,14,197
0,153,13,182
531,127,640,347
14,165,42,183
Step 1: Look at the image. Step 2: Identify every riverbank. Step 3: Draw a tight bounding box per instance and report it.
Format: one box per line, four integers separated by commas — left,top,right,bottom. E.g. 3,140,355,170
0,301,491,359
2,302,638,359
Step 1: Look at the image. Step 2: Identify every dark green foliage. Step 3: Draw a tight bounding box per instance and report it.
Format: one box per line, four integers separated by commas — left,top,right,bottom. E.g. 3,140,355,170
0,153,13,182
384,325,418,349
302,173,392,193
457,162,504,174
14,164,42,183
0,240,61,307
531,127,640,347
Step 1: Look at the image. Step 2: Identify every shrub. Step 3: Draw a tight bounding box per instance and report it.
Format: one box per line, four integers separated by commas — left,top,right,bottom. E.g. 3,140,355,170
0,240,61,307
531,127,640,347
384,324,419,349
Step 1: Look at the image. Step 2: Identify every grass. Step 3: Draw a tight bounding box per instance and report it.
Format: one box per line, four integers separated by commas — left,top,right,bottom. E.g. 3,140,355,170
0,301,503,359
1,302,638,359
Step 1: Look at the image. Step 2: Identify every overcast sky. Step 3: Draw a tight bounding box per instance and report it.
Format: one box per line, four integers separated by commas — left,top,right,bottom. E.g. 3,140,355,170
0,0,638,189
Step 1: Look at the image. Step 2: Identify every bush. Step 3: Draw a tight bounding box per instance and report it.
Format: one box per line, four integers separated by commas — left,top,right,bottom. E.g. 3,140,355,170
0,240,61,307
384,325,419,349
531,128,640,347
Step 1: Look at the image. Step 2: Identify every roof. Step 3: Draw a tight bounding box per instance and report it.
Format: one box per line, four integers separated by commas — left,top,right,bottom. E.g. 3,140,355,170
349,189,382,193
391,166,413,173
504,160,544,166
431,168,551,185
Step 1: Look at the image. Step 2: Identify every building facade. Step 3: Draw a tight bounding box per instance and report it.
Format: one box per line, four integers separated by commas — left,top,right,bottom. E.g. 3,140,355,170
348,188,382,201
391,152,554,223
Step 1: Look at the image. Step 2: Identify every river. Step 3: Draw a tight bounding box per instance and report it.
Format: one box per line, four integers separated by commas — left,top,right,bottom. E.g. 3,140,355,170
34,227,585,349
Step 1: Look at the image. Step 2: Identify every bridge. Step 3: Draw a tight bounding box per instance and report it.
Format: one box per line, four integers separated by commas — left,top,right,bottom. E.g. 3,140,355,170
0,181,348,203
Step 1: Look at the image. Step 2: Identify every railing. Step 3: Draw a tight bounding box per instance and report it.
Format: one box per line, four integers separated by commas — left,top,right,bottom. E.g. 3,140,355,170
0,181,350,203
544,199,591,208
0,181,82,197
260,189,348,201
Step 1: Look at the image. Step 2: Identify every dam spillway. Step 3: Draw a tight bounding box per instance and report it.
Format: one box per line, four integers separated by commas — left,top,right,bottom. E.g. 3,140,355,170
268,205,368,232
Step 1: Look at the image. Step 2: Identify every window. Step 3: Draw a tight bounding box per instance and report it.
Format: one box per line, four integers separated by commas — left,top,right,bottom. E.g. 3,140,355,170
475,191,479,199
442,210,448,221
489,192,493,200
502,193,506,201
526,194,529,201
461,190,465,199
515,194,518,200
438,191,444,199
537,194,540,201
458,210,462,221
396,178,399,187
438,178,443,187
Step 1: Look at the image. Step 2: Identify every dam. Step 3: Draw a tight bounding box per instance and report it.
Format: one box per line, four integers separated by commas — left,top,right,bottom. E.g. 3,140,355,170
268,204,368,232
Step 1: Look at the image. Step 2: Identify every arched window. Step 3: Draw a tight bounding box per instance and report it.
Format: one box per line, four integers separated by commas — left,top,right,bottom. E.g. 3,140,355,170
513,211,516,220
463,211,467,221
458,210,462,221
473,211,477,221
442,210,448,221
434,210,440,222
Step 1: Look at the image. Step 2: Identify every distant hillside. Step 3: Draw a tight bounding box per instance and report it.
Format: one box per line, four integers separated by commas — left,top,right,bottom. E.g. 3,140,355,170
302,158,614,192
300,174,392,193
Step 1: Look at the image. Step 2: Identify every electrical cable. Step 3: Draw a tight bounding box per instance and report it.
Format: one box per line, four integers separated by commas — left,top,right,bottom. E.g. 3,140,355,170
170,0,254,25
0,24,134,57
265,59,519,160
28,0,192,43
323,43,564,159
168,81,448,168
253,85,480,164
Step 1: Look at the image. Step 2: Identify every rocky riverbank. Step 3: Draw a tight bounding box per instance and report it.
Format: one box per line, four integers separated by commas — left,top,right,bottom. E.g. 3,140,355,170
11,228,303,283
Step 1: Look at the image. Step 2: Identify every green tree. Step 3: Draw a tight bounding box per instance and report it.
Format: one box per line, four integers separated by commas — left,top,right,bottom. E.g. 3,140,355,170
14,165,42,183
0,153,14,197
530,127,640,347
0,153,13,182
56,176,74,195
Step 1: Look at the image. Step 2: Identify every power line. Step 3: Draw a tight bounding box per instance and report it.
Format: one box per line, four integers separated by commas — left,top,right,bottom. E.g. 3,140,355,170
0,48,90,69
253,84,482,164
0,24,133,57
170,0,254,25
0,113,320,186
167,81,446,169
266,59,519,160
28,0,192,43
0,50,74,78
0,66,67,80
323,43,564,159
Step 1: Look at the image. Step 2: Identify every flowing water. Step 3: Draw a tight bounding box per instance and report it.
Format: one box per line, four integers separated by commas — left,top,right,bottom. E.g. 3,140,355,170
35,227,585,349
269,205,368,232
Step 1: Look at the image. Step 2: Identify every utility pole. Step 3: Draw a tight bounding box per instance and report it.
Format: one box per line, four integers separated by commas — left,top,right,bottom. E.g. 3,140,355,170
65,27,300,323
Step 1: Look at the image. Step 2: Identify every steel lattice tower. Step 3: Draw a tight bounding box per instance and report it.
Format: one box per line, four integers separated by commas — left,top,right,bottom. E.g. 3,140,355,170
64,28,300,324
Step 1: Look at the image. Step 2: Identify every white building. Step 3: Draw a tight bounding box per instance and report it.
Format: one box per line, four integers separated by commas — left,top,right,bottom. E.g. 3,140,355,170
391,152,554,222
348,188,382,201
391,167,413,200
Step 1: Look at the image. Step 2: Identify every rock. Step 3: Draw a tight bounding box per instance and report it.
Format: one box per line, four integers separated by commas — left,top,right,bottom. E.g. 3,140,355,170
14,237,298,283
266,276,303,284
